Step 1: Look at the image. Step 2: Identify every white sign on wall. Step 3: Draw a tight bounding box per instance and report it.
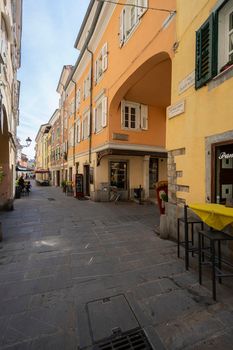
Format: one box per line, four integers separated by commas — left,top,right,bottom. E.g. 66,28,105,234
167,100,185,119
178,71,195,94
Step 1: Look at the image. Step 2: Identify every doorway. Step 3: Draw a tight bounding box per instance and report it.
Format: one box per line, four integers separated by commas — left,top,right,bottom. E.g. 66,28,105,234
84,164,90,196
212,141,233,203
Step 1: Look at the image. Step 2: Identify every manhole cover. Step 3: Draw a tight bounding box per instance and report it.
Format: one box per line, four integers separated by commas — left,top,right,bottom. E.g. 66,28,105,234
93,328,153,350
47,198,55,201
84,294,153,349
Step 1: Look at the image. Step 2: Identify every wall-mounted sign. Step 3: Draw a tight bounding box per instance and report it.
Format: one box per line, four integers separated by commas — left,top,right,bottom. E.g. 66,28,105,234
178,71,195,94
167,100,185,119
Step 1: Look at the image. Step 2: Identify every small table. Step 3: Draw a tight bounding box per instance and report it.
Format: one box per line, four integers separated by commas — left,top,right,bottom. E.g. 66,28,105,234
189,203,233,231
189,203,233,300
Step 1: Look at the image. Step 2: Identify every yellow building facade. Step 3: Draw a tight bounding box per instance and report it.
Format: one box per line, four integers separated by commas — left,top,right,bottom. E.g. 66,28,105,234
62,0,176,200
166,0,233,235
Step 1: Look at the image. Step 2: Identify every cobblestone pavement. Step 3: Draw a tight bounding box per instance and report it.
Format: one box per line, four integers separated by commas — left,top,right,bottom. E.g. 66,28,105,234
0,182,233,349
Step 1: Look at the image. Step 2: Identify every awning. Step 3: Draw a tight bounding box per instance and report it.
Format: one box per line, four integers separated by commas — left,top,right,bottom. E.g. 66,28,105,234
16,166,34,172
35,169,50,174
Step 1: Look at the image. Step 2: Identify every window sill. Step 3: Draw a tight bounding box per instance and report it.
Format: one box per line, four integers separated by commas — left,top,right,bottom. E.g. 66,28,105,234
208,65,233,91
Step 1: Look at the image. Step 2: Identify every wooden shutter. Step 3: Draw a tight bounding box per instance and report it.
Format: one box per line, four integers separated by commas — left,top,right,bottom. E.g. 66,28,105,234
94,60,98,83
137,0,148,18
119,9,125,47
140,104,148,130
102,96,108,127
195,14,215,89
76,89,80,110
121,100,125,128
102,42,108,72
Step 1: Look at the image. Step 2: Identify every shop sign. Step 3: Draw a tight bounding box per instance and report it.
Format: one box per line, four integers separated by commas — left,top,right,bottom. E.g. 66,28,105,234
178,71,195,94
167,100,185,119
218,152,233,159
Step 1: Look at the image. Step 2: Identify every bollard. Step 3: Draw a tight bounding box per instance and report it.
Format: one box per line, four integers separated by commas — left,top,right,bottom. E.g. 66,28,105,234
160,214,168,239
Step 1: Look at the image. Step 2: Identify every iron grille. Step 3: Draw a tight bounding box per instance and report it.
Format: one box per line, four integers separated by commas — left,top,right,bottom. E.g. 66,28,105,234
93,329,153,350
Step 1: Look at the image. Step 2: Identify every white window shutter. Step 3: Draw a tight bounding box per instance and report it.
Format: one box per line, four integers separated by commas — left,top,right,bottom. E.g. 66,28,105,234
77,89,80,110
81,120,84,140
141,104,148,130
88,70,91,92
121,100,125,127
88,111,91,136
102,96,108,127
78,119,81,142
119,9,125,47
93,108,96,133
102,42,108,72
137,0,148,18
94,60,97,83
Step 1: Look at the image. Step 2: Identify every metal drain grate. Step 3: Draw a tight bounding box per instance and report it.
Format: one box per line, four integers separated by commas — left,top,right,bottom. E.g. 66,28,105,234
93,328,152,350
47,198,55,201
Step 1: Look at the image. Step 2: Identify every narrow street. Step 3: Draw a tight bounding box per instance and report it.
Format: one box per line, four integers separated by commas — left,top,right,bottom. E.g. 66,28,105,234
0,183,233,350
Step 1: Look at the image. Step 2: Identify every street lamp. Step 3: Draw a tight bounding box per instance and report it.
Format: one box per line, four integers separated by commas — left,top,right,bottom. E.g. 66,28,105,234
21,137,32,148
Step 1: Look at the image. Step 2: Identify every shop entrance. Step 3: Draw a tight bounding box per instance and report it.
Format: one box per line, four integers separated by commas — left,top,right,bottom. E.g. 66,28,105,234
212,141,233,203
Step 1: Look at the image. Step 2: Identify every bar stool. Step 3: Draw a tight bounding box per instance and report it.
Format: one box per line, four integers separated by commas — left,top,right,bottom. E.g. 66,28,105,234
177,205,204,270
198,229,233,301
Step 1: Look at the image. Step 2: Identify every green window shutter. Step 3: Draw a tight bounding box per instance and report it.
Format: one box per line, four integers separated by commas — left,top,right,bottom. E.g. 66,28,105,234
195,13,215,89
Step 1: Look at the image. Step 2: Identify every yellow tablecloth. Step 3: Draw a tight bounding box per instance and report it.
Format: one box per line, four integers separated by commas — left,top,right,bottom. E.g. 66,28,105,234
189,203,233,231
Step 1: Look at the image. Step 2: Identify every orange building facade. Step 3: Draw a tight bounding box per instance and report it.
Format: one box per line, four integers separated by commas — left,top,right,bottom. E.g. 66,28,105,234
36,0,176,201
65,0,175,200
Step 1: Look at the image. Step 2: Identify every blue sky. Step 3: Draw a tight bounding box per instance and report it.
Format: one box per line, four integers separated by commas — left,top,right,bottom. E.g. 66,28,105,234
18,0,90,159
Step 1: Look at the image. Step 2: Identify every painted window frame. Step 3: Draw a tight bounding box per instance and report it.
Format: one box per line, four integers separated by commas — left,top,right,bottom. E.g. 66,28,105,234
82,110,90,140
119,0,148,47
121,100,148,131
195,0,233,89
94,42,108,84
93,95,108,133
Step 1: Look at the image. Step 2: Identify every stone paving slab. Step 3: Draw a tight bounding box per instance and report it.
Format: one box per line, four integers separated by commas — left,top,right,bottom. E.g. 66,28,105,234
0,182,233,349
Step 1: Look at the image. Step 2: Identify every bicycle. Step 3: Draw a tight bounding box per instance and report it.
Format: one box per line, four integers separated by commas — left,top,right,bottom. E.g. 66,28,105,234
109,186,121,203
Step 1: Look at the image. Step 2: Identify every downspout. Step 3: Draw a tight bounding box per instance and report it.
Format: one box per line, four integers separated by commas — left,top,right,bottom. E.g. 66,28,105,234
87,47,93,164
71,79,77,167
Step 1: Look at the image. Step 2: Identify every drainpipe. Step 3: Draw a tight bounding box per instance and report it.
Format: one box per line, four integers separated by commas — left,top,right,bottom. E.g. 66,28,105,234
71,79,77,167
87,47,93,164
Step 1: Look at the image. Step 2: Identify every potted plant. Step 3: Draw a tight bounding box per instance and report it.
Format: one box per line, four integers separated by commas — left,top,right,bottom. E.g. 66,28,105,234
61,180,67,193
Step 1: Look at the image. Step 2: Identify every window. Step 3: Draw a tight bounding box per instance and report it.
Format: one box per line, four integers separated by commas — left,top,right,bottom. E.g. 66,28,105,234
82,111,90,140
218,0,233,70
83,72,91,100
213,142,233,204
121,100,148,130
69,99,75,116
76,88,81,110
0,17,8,62
76,118,81,143
110,161,128,190
68,126,74,147
94,43,108,83
195,0,233,89
56,127,60,140
119,0,148,47
93,96,108,133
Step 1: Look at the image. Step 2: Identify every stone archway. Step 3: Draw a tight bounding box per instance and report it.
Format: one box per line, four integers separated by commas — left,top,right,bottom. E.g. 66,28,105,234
107,51,172,200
